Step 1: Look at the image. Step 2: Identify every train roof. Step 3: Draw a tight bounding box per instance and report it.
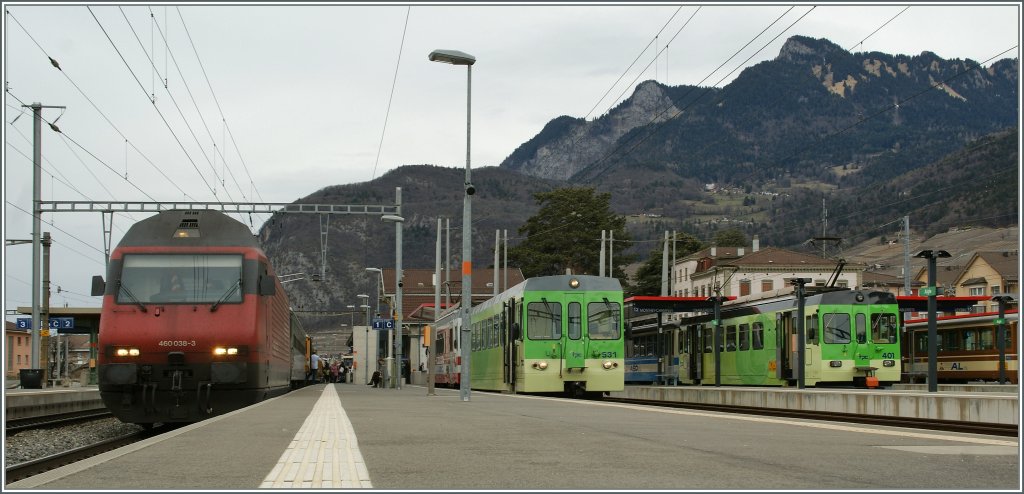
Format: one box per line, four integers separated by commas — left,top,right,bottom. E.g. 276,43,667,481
116,210,259,249
519,275,622,292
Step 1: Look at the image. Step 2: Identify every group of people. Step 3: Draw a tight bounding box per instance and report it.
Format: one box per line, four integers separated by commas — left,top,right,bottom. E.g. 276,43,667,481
308,351,351,384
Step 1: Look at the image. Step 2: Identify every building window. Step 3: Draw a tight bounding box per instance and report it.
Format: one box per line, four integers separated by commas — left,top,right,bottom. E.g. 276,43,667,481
17,336,21,346
761,279,773,292
837,280,848,288
992,286,1001,296
739,280,751,296
969,287,986,296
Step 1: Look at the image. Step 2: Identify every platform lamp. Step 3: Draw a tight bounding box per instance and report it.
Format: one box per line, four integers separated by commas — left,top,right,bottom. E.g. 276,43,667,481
383,214,404,389
914,249,950,393
991,294,1016,385
429,48,476,402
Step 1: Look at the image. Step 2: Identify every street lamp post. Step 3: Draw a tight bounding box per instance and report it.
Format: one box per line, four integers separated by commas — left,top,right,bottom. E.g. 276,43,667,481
357,294,369,384
365,267,383,384
429,48,476,402
383,210,404,389
914,249,950,393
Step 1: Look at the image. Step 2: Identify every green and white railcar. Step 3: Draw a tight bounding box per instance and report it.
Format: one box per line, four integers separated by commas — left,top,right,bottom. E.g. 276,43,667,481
437,274,625,396
677,289,901,387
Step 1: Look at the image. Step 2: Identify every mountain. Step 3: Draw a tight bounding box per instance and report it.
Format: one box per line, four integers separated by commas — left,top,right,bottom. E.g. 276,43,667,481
502,36,1017,187
260,36,1018,327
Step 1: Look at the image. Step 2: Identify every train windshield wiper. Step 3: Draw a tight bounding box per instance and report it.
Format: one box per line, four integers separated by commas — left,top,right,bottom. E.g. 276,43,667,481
118,281,147,312
210,279,241,312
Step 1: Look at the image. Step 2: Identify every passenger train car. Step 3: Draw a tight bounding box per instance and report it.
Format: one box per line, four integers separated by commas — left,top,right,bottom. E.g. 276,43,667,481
92,210,309,425
903,310,1018,383
627,288,902,387
432,274,625,397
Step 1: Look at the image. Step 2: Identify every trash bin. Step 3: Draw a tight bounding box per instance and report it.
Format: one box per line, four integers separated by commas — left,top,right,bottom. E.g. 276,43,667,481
19,369,43,389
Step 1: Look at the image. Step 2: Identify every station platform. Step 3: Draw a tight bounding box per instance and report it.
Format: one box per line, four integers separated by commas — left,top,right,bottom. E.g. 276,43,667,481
612,384,1019,425
5,385,104,420
6,382,1020,490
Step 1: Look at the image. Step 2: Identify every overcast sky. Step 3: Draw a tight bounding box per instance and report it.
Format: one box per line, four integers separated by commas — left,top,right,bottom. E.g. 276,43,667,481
2,1,1020,317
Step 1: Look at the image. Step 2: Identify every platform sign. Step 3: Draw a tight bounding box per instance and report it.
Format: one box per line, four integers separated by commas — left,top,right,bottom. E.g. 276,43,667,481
993,318,1007,325
372,319,395,330
919,286,937,296
14,317,74,330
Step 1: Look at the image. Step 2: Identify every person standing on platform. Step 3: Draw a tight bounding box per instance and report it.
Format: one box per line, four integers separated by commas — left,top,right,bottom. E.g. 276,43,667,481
330,360,340,383
309,351,321,384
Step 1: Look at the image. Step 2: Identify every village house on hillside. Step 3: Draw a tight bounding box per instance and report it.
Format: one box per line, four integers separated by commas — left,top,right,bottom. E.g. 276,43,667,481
914,250,1019,313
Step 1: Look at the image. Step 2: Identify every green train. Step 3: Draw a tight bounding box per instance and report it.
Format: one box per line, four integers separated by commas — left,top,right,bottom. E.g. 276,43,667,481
628,289,902,387
432,274,625,397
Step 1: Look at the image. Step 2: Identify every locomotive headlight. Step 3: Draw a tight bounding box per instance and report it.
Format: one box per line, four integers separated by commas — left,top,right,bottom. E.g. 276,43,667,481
883,360,896,367
569,278,580,289
536,361,548,370
213,347,240,356
602,360,614,369
115,348,140,357
829,360,842,367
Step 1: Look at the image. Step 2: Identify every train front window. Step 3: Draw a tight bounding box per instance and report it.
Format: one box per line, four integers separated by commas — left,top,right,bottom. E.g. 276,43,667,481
822,313,851,344
568,303,582,340
527,301,562,340
587,301,621,340
871,313,898,344
119,254,243,305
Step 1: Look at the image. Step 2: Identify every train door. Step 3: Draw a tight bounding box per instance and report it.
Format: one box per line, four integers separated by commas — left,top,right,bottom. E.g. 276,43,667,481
776,311,794,380
689,324,703,381
504,299,519,390
564,299,586,370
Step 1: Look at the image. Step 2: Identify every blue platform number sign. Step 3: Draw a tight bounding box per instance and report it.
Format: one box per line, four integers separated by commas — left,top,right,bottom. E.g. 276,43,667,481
372,319,395,330
15,317,73,330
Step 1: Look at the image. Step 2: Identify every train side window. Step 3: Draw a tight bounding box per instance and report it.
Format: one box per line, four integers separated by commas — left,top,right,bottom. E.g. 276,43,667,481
725,325,736,351
822,313,851,344
979,328,995,350
568,302,582,340
856,313,867,344
944,329,960,351
703,325,713,353
738,324,750,351
752,322,764,350
527,302,562,340
963,329,976,351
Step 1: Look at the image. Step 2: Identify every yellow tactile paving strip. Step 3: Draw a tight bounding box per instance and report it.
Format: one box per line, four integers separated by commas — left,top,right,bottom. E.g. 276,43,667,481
259,385,372,488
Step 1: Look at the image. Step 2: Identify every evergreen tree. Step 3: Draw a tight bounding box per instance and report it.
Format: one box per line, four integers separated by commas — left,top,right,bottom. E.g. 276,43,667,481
508,187,632,278
714,228,747,247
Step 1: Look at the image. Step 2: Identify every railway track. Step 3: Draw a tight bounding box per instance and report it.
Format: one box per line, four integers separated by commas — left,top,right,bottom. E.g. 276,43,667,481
4,431,145,484
6,410,114,436
599,396,1019,437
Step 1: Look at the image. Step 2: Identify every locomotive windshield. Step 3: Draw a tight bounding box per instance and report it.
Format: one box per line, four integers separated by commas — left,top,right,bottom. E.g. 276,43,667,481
871,313,899,344
527,301,562,340
117,254,244,305
587,301,621,340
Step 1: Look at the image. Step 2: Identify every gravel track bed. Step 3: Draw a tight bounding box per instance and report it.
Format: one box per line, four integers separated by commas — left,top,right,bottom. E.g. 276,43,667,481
5,418,143,466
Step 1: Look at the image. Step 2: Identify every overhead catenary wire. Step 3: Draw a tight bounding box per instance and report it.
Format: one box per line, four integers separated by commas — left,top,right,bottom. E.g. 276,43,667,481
88,6,219,201
119,7,236,204
579,5,810,183
371,5,411,182
846,5,910,52
6,89,163,203
5,7,195,202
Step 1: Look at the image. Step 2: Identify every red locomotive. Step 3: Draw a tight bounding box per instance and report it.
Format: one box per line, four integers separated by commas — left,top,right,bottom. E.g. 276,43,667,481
92,210,308,425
